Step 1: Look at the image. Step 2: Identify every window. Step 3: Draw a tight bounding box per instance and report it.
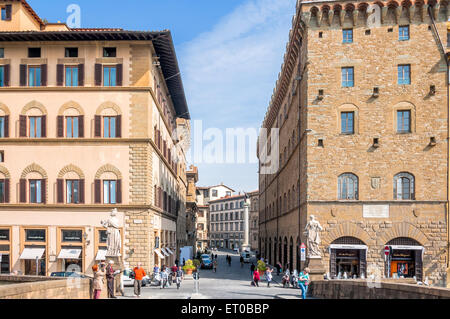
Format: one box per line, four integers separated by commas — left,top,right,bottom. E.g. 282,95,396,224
28,48,41,58
0,65,4,87
398,65,411,85
341,112,354,134
342,67,354,87
65,66,78,87
29,180,43,203
226,191,231,197
1,8,6,20
343,29,353,43
103,47,117,57
66,117,79,138
103,116,117,138
394,173,415,200
103,180,117,204
29,116,42,138
230,203,234,209
399,26,409,41
62,230,82,242
240,201,244,208
212,190,218,197
0,117,4,137
28,66,41,87
0,48,4,58
338,173,358,200
225,203,229,210
66,180,80,204
397,110,411,133
25,229,45,242
103,66,117,87
0,151,3,162
0,180,5,203
1,5,10,21
65,48,78,58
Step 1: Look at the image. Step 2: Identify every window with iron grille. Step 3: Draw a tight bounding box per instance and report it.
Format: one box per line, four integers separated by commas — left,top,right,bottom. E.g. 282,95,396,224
394,173,415,200
387,237,420,246
338,173,358,200
332,237,365,245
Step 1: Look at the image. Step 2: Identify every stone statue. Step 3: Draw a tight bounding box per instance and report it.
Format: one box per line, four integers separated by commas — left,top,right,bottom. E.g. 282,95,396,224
304,215,323,258
101,208,122,257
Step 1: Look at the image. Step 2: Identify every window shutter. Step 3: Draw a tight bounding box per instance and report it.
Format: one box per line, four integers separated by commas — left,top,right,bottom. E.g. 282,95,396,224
79,179,85,204
57,179,64,203
41,115,46,138
116,64,123,86
4,115,8,138
78,115,84,138
116,179,122,204
19,115,27,137
4,179,10,203
4,64,10,87
115,115,122,138
41,64,47,86
20,64,27,86
94,115,101,137
56,64,64,86
41,179,46,204
78,64,84,86
5,5,11,21
94,179,101,203
19,179,26,203
95,64,102,86
57,116,64,138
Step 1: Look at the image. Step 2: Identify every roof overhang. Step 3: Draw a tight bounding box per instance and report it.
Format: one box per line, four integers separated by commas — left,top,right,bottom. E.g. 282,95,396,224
0,30,190,119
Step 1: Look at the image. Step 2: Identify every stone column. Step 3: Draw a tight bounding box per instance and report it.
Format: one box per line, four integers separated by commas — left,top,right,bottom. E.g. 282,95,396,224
242,198,251,252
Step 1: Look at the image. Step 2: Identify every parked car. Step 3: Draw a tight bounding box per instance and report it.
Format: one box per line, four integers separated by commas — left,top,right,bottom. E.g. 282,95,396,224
122,268,150,287
50,272,87,278
201,255,213,269
241,252,251,263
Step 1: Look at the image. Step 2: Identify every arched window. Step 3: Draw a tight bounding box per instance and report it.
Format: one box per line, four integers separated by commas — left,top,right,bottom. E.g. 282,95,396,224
394,172,415,200
338,173,358,200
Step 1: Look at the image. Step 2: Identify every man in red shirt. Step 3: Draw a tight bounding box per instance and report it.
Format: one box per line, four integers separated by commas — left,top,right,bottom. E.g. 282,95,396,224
133,263,146,298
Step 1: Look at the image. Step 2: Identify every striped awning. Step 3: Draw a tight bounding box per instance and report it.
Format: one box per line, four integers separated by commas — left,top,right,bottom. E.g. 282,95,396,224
154,249,165,259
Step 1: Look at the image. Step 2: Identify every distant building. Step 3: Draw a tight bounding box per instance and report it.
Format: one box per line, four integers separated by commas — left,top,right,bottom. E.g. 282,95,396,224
248,191,259,252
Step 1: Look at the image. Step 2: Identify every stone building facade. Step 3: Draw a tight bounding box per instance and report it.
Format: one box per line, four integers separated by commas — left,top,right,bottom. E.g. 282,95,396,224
0,0,190,275
249,191,259,252
258,0,449,286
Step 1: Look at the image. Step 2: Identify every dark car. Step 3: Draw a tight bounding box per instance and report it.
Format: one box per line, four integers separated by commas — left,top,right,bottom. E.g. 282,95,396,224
50,272,87,278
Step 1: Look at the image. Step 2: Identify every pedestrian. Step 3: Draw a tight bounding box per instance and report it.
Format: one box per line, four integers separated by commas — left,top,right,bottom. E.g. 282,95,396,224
133,262,146,298
250,263,256,277
240,256,244,268
253,269,260,287
266,268,273,288
166,266,172,287
160,266,168,289
213,260,218,273
276,262,282,275
215,254,218,260
298,268,310,300
183,258,186,266
153,264,160,274
92,264,105,299
175,259,179,267
176,266,184,290
106,260,117,299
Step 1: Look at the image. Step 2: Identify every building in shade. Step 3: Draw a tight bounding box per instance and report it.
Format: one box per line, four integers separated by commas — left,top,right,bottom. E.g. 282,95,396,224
248,191,259,253
258,0,449,285
0,0,190,275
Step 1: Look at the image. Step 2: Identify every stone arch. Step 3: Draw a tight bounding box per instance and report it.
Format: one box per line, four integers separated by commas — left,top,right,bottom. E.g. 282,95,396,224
21,163,48,179
21,101,48,116
323,221,373,246
57,164,85,179
0,102,11,116
95,101,122,116
95,164,123,180
58,101,85,116
0,165,11,179
377,222,429,246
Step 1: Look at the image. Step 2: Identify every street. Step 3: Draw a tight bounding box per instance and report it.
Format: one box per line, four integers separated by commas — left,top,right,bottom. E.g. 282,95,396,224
120,250,306,299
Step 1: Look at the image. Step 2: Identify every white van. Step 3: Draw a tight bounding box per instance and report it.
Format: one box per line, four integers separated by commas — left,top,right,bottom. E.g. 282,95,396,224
241,252,251,263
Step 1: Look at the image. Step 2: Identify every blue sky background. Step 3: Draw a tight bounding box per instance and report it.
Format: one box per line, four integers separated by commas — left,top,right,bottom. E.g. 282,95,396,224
28,0,294,192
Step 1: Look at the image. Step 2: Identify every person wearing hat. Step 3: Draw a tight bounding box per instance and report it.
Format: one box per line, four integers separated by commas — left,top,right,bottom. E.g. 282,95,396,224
92,264,105,299
106,260,117,298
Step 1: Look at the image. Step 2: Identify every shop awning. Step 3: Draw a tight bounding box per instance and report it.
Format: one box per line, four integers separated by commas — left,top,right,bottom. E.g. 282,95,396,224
20,248,45,260
58,248,82,260
161,248,170,257
329,244,368,251
95,249,107,261
154,249,165,259
166,248,174,255
389,245,424,251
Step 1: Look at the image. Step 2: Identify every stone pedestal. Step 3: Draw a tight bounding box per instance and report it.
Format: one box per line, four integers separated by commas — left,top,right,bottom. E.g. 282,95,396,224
106,255,124,297
306,257,326,281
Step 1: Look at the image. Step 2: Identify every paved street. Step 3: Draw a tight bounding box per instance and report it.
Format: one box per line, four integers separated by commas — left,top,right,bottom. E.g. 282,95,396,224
120,250,306,299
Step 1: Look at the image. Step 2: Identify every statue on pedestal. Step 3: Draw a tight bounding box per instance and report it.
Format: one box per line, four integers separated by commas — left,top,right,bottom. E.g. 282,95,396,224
101,208,122,257
304,215,323,258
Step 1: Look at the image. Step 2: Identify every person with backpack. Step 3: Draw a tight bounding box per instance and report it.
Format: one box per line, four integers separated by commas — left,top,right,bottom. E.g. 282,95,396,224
176,266,184,290
298,268,310,299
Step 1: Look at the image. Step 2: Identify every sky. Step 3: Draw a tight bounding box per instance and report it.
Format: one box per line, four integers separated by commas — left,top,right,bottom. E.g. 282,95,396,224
27,0,295,193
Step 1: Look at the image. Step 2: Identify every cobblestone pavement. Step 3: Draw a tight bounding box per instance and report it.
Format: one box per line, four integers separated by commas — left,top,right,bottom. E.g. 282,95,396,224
119,250,308,300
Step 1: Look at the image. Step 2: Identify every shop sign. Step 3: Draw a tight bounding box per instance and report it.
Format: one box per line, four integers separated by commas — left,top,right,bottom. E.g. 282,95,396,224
25,229,46,242
0,229,9,241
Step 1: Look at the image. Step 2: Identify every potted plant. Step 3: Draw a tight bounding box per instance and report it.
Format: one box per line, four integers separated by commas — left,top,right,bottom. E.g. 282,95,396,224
182,259,196,275
257,260,267,276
